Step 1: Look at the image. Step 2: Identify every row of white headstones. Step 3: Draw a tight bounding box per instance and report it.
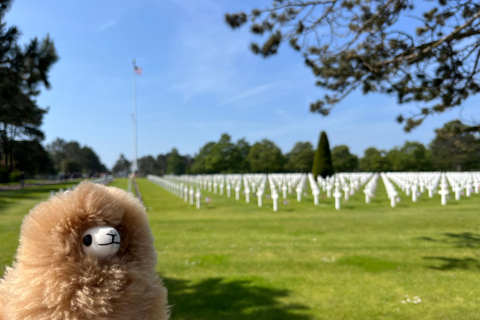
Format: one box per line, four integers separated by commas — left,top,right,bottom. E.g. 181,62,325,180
148,172,373,211
147,171,480,211
382,171,480,207
148,173,302,211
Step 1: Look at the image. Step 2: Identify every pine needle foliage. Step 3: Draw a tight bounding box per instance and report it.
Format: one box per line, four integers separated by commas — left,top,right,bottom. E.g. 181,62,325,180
226,0,480,132
312,131,334,179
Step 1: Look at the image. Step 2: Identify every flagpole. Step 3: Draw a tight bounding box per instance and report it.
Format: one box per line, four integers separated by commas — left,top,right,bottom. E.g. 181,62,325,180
132,59,138,176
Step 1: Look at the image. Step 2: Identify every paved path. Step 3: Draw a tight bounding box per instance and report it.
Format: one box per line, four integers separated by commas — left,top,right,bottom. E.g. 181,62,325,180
0,180,65,191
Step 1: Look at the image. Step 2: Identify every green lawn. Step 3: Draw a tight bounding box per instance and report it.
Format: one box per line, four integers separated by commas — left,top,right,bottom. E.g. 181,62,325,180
0,181,82,267
2,178,480,319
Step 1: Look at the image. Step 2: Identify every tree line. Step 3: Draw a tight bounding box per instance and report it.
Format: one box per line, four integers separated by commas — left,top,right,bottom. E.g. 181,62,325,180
0,136,108,182
117,119,480,177
46,138,107,175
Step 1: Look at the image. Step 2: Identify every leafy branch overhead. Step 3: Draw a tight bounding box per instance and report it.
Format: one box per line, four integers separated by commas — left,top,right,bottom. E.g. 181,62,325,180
226,0,480,132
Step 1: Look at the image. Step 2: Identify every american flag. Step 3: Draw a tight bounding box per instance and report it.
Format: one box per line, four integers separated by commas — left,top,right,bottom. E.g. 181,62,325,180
133,59,142,75
134,65,142,75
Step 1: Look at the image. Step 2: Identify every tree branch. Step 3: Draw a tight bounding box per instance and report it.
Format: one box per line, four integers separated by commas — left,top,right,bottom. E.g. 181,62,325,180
378,9,480,66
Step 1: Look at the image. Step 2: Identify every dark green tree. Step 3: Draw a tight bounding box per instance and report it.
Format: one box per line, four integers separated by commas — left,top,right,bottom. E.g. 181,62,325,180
138,155,157,176
359,147,390,172
190,135,252,174
156,154,167,176
312,131,333,178
429,120,480,171
61,159,81,173
80,146,107,173
191,142,216,174
331,145,359,172
385,148,404,172
189,134,250,173
204,133,237,173
46,138,66,171
13,140,54,174
112,154,131,175
166,148,186,175
286,141,314,173
386,141,431,171
246,139,285,173
182,155,194,174
230,138,251,173
226,1,480,132
46,138,106,173
237,138,251,171
0,0,58,171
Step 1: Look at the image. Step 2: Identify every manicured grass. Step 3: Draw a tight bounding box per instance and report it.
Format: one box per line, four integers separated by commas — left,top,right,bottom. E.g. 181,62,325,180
0,181,82,267
2,178,480,319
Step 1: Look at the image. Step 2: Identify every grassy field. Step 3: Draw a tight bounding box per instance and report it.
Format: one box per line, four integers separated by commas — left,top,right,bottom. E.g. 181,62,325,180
2,178,480,319
0,181,83,267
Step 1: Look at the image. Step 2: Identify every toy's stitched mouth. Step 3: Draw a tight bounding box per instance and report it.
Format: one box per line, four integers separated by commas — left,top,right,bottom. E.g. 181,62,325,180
99,232,120,246
98,241,121,246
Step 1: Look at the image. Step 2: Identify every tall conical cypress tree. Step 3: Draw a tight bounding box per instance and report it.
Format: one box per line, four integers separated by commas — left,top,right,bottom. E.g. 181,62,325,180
312,131,334,179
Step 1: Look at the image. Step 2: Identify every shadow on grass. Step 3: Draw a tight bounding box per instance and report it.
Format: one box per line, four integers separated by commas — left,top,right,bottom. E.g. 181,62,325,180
424,257,480,270
163,277,313,320
418,232,480,248
444,232,480,248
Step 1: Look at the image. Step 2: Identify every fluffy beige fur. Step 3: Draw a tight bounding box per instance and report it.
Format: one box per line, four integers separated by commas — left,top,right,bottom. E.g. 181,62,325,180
0,181,169,320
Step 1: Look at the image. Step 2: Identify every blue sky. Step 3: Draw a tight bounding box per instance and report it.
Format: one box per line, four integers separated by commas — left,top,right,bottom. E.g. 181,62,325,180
6,0,479,169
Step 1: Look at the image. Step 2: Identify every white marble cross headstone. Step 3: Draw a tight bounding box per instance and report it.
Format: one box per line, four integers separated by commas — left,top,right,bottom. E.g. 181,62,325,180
333,185,342,210
389,190,398,208
235,185,241,200
195,188,201,209
411,184,418,202
326,183,333,198
312,188,320,205
184,186,189,202
296,186,302,202
257,188,264,207
405,183,411,196
427,184,435,198
473,179,480,194
245,186,251,203
189,187,194,205
343,184,350,201
419,180,425,193
363,188,370,204
438,177,449,206
453,184,461,200
219,182,224,195
272,190,279,212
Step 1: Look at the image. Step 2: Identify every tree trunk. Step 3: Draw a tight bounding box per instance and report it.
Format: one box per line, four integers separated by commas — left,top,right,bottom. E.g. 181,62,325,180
0,123,9,170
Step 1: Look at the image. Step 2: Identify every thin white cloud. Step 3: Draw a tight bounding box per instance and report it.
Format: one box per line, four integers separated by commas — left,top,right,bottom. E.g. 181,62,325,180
98,19,117,32
221,81,283,106
276,109,289,116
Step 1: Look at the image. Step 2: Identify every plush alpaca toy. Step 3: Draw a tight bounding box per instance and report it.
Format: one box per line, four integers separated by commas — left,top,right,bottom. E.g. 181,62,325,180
0,181,169,320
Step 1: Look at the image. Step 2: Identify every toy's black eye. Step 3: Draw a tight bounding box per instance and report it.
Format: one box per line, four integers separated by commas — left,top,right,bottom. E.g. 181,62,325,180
83,234,92,246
